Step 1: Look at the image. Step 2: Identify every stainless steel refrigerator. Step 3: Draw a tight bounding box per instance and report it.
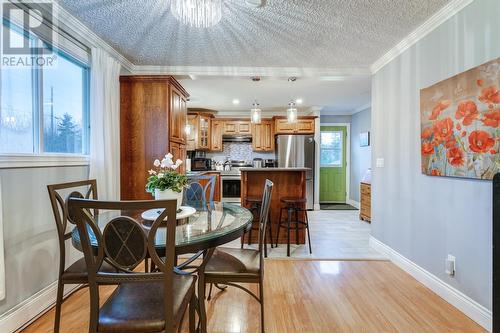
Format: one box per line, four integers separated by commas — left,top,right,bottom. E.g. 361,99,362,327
275,135,315,210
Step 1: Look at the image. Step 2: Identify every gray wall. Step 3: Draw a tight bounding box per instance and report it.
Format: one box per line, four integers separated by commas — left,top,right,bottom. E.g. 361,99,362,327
350,108,371,202
371,0,498,310
320,114,351,124
0,166,88,315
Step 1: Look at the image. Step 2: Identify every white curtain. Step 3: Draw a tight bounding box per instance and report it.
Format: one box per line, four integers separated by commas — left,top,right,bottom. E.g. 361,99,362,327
89,48,121,200
0,178,5,300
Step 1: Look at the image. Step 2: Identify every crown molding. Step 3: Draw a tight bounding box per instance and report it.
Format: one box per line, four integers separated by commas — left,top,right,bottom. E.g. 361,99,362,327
54,2,134,72
130,65,371,78
353,102,371,114
370,0,475,74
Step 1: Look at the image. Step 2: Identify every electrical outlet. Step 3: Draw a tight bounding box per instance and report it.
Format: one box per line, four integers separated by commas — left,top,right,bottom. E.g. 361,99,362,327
445,255,456,276
376,158,384,168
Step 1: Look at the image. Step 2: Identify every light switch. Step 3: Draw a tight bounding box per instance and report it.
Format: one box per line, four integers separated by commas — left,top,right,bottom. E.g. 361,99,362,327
376,158,384,168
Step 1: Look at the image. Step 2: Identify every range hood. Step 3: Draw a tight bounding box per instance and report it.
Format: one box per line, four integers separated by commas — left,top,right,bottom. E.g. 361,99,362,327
222,135,252,143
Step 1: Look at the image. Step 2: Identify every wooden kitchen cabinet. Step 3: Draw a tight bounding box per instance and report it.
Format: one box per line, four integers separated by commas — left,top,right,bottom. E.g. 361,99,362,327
274,116,316,134
360,182,371,222
223,120,251,135
211,120,223,151
186,112,212,150
252,120,274,152
169,141,187,174
120,75,189,200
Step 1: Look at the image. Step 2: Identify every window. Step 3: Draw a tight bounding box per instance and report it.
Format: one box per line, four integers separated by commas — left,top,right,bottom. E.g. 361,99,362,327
0,19,90,156
320,131,343,167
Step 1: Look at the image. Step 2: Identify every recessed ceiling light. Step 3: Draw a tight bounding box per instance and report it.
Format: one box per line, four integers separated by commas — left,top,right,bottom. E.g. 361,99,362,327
296,98,303,105
232,99,240,105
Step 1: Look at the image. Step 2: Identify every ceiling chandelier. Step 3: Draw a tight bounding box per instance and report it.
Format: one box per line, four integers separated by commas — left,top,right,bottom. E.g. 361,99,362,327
250,101,262,124
171,0,222,28
287,102,298,124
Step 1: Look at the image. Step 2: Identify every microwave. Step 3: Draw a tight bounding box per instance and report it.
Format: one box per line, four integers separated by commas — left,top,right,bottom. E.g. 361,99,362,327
191,158,211,171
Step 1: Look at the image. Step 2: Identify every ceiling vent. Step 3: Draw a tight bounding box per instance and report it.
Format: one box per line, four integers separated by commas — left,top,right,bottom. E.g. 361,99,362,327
245,0,265,8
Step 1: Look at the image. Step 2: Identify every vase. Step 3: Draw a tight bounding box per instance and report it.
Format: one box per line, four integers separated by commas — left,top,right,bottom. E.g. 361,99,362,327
154,188,183,211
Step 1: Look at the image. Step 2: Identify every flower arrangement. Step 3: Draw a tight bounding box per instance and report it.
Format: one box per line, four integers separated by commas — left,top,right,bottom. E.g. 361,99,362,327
146,153,188,194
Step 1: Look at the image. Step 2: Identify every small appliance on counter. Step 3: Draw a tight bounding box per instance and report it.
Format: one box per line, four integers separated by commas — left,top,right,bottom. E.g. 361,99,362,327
264,159,276,168
185,158,191,172
253,158,263,168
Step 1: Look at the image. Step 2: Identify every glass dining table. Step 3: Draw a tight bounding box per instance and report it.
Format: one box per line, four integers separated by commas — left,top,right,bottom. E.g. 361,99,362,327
70,201,253,333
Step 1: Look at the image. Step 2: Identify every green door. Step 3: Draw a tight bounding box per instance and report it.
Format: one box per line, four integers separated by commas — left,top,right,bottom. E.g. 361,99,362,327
320,126,347,203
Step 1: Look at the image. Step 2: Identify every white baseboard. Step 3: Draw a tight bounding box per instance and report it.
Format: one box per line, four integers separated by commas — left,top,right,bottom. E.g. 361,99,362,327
369,236,492,332
0,281,81,333
346,199,360,209
313,203,321,211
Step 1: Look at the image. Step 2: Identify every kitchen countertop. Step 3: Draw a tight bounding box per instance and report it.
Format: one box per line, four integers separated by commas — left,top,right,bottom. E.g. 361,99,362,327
239,167,311,171
186,170,221,177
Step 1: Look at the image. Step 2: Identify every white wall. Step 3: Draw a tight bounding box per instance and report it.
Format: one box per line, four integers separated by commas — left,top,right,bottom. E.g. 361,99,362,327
371,0,498,311
350,108,371,202
0,166,88,315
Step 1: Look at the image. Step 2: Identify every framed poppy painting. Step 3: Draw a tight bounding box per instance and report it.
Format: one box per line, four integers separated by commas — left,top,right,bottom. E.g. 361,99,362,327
420,57,500,180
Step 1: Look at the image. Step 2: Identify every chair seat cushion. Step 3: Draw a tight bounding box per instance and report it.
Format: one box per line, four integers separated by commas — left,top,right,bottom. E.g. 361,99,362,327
205,247,260,278
98,275,196,332
62,258,116,282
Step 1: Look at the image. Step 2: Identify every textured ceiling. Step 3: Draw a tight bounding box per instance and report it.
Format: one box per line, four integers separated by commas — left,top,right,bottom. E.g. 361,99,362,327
57,0,451,68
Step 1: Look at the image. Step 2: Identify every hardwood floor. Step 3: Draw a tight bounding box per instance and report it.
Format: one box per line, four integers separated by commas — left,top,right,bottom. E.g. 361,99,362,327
22,260,485,333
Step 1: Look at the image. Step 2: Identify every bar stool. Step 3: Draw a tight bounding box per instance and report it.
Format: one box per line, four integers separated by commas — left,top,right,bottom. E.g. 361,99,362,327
275,197,312,257
241,196,273,257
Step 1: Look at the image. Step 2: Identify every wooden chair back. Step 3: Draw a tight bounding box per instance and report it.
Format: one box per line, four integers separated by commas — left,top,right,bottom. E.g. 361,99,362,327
257,180,274,263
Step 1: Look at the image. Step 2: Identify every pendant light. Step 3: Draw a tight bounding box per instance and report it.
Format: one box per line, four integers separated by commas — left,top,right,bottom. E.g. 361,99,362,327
287,101,298,124
251,101,262,124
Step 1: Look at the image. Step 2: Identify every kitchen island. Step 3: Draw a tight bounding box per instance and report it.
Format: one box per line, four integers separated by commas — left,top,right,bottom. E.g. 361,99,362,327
240,167,309,244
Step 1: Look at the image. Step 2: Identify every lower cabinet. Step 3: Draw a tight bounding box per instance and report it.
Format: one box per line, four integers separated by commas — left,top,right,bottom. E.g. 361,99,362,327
360,182,371,222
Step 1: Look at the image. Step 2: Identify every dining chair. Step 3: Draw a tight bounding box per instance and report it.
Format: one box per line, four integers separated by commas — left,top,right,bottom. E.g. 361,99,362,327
47,180,117,333
68,198,197,333
184,175,216,210
204,179,274,333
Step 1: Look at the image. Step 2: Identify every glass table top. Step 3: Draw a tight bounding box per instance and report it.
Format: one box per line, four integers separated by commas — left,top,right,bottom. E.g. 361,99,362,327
71,202,253,251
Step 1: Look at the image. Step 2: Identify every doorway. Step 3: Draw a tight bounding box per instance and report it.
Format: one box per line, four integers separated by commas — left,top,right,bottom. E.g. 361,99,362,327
319,125,349,203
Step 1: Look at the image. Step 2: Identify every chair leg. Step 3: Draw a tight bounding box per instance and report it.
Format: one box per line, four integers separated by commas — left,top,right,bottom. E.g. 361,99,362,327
189,293,197,333
54,279,64,333
248,223,253,246
295,208,299,245
241,231,245,249
259,281,265,333
207,283,214,300
287,207,292,257
268,211,274,248
305,210,312,254
275,208,283,247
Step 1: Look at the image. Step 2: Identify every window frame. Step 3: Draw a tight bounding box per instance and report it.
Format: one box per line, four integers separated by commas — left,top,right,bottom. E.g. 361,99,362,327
0,18,90,168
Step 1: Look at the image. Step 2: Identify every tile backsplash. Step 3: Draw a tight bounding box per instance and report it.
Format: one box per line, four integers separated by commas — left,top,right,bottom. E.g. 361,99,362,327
206,142,274,162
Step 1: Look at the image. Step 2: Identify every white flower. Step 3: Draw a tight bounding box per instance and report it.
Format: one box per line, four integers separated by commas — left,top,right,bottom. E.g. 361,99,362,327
165,153,173,159
148,169,157,175
153,159,161,167
158,173,164,178
161,158,173,168
175,159,183,166
171,164,179,170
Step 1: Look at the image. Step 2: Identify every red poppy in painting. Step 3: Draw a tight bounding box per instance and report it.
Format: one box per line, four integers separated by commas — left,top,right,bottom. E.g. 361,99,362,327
446,147,464,166
478,86,500,105
431,169,441,176
491,149,497,155
455,100,479,126
456,123,461,130
421,142,434,155
421,127,433,139
468,130,495,153
477,79,483,87
481,109,500,128
432,117,454,143
429,100,451,120
445,138,456,149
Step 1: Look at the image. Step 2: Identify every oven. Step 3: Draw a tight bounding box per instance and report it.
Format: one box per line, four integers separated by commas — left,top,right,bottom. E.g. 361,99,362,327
221,175,241,203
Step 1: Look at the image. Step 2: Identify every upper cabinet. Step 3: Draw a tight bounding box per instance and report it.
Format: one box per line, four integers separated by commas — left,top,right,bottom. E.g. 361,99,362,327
274,117,316,134
252,120,274,152
169,85,188,144
119,75,189,200
211,120,223,151
223,120,251,135
186,111,213,151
